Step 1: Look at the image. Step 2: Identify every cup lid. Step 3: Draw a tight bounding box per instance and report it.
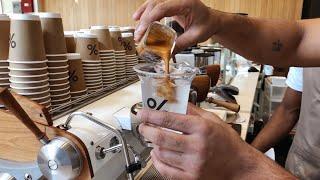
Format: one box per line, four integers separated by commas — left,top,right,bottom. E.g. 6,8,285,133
64,31,76,37
90,25,109,30
67,53,81,60
10,14,40,21
35,12,61,19
76,32,97,38
49,76,69,81
49,70,69,75
121,32,133,37
108,26,120,32
51,96,71,103
51,91,71,98
0,14,10,21
120,26,135,31
8,66,48,71
31,94,51,101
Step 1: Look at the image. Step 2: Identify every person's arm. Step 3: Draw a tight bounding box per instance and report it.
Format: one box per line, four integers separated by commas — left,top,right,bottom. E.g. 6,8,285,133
137,104,297,179
134,0,320,67
252,88,302,152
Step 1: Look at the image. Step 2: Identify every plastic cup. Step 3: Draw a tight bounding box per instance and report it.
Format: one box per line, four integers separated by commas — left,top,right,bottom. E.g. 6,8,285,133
134,63,198,114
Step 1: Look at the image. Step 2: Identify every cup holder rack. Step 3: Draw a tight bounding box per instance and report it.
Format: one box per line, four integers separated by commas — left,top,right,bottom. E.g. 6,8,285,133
50,75,139,120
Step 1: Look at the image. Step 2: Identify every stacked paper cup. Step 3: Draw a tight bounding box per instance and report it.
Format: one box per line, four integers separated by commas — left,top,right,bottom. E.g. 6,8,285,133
64,31,77,53
90,26,117,87
109,26,126,83
0,14,10,88
8,14,51,109
121,32,138,78
120,26,135,35
76,33,103,93
38,12,71,109
67,53,87,102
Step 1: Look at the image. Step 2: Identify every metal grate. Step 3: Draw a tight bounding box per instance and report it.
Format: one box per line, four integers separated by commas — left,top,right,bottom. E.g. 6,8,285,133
139,164,169,180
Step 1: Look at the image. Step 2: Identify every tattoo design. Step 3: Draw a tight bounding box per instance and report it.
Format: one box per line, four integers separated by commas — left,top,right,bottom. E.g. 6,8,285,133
272,40,283,52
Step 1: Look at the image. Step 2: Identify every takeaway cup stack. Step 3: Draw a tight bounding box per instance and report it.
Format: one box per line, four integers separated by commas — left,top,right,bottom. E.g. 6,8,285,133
38,12,71,109
67,53,87,103
109,26,126,83
90,26,117,88
8,14,51,109
121,32,138,78
76,33,103,93
0,14,10,88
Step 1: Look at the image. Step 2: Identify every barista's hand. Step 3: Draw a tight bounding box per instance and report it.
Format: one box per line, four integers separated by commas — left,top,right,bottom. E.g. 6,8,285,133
133,0,218,53
137,104,247,179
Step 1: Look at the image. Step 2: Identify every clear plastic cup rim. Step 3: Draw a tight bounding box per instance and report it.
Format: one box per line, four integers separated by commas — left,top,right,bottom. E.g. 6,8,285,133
133,63,199,79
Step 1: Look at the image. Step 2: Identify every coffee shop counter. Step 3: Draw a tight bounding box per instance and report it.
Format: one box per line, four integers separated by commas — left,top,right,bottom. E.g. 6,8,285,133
55,66,260,141
201,64,261,139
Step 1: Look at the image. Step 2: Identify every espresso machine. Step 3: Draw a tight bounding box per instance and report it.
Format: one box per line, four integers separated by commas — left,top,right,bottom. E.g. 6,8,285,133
0,88,150,180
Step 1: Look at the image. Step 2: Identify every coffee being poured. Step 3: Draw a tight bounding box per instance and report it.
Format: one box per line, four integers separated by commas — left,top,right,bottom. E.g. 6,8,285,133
137,22,177,102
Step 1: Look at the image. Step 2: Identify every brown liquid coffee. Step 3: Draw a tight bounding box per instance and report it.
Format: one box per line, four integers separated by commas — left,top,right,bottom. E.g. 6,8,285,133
137,25,176,102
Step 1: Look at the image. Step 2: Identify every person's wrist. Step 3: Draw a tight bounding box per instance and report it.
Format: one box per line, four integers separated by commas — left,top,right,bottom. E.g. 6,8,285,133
209,8,224,36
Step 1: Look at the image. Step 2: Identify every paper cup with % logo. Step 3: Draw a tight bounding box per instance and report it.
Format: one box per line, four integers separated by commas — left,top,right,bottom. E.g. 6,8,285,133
134,63,198,114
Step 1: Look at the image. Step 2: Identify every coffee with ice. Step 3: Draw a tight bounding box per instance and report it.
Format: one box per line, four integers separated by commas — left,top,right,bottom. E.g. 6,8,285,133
136,22,198,114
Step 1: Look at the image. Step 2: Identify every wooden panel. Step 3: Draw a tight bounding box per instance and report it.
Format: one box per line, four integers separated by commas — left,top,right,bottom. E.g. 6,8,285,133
39,0,303,31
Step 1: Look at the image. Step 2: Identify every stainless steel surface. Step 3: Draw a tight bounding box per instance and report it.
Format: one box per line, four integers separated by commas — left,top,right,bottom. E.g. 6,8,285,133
63,112,134,180
0,173,16,180
37,137,82,180
51,77,139,120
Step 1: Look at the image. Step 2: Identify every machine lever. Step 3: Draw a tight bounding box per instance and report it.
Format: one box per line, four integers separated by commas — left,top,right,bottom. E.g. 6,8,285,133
0,88,50,145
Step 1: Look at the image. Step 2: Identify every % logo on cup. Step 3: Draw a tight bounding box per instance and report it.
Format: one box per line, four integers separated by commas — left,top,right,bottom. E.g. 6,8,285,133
146,98,168,110
87,44,98,55
10,33,16,48
68,70,79,82
122,41,132,51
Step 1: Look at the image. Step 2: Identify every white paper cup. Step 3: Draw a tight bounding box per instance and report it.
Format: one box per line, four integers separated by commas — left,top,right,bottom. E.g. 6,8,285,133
49,82,70,91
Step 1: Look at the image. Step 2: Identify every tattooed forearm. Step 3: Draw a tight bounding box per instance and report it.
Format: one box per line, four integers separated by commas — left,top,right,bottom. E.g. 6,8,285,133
272,40,283,52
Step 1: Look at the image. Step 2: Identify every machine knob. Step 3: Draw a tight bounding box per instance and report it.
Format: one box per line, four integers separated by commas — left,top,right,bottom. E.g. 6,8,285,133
37,137,83,180
0,173,16,180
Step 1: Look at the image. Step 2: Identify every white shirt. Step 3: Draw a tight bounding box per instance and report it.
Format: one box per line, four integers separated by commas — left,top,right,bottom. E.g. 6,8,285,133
286,67,303,92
